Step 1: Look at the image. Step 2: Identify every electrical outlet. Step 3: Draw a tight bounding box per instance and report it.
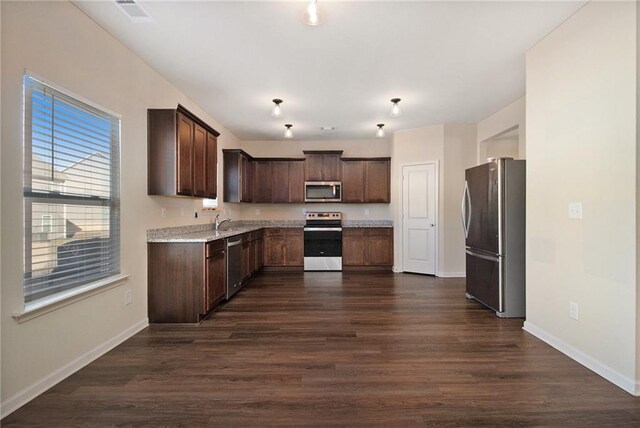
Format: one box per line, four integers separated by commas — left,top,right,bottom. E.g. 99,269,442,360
569,301,579,320
161,208,167,218
125,289,132,306
568,202,583,219
255,208,260,215
180,208,185,217
194,209,198,219
364,208,370,216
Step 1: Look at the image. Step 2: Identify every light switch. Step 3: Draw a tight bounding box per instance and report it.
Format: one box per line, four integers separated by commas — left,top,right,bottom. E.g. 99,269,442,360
568,202,583,220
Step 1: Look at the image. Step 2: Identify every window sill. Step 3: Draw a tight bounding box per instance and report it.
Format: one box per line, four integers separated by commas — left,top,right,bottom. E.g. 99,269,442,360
13,274,131,324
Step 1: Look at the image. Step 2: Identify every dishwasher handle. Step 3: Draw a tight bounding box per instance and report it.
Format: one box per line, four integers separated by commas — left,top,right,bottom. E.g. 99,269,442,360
227,239,242,247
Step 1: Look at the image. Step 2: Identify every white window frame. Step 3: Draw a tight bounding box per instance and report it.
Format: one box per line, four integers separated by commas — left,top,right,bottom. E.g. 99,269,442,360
22,72,122,306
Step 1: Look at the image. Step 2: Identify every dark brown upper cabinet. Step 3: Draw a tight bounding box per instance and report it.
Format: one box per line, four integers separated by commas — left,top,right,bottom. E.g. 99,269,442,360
303,151,342,182
223,150,252,202
148,105,219,198
341,158,391,203
252,160,273,203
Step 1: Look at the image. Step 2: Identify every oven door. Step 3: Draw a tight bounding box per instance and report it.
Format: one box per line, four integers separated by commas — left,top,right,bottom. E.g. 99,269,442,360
304,228,342,271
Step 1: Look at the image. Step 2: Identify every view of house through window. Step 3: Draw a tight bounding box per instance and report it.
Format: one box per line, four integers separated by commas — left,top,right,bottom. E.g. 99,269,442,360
23,75,121,303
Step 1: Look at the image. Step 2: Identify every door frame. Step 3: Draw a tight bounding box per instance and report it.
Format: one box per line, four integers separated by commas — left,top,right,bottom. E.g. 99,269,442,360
398,160,439,276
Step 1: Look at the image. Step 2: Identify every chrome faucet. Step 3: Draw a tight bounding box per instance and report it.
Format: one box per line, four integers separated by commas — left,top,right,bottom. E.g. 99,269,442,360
214,213,231,231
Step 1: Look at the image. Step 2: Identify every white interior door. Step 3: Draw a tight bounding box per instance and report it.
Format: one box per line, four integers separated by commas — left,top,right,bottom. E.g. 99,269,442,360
402,164,436,274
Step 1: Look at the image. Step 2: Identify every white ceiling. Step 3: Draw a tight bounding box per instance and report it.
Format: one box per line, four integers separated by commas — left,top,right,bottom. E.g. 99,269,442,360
74,1,585,141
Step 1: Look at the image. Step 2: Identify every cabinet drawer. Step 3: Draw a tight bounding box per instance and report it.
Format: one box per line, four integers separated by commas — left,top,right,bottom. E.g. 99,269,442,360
343,228,366,237
366,228,392,237
265,228,284,237
206,239,225,257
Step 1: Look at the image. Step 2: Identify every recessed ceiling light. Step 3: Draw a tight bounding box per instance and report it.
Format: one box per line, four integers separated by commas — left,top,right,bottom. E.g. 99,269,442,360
284,124,294,139
303,0,323,26
390,98,402,117
320,126,335,131
376,124,385,138
271,99,283,118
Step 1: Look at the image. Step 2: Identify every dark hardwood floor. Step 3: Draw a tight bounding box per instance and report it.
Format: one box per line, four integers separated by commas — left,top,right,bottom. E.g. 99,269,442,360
4,272,640,426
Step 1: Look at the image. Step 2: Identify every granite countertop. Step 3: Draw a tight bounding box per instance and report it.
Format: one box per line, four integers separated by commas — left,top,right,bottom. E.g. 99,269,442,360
147,219,393,243
147,220,305,243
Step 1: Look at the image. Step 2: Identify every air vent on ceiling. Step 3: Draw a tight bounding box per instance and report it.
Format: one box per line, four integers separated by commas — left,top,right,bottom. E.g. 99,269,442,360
115,0,154,23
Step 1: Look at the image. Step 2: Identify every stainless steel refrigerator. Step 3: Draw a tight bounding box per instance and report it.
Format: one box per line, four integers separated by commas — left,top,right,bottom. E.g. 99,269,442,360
461,158,525,318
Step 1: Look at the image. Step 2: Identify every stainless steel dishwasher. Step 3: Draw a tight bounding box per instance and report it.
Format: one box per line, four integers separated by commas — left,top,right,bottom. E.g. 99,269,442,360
226,236,243,299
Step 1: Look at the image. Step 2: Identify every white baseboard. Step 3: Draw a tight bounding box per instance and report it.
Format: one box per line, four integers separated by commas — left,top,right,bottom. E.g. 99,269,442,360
437,272,466,278
0,318,149,418
523,321,640,396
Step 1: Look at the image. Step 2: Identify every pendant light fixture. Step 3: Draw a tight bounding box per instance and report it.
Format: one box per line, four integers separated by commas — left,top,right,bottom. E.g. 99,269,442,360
271,99,283,118
390,98,402,117
376,124,385,138
284,124,294,139
303,0,323,26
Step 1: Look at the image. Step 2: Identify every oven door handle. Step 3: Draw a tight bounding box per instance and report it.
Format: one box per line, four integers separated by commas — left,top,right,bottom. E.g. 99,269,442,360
303,227,343,232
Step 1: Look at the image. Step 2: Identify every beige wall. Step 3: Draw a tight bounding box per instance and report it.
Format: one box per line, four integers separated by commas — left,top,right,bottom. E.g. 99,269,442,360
238,139,392,222
1,1,242,412
477,96,526,162
391,124,476,276
525,0,638,393
443,124,477,275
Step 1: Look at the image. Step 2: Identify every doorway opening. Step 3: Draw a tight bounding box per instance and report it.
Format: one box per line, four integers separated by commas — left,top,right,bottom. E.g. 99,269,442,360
479,126,519,163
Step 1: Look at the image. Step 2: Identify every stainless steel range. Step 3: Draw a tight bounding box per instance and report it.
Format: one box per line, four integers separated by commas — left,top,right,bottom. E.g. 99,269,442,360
304,212,342,271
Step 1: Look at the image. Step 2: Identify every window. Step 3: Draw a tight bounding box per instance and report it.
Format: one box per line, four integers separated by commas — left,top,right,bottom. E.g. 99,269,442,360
23,75,121,303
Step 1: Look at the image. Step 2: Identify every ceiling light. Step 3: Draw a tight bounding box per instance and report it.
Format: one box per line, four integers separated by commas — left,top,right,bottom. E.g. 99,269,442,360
376,124,385,138
390,98,402,117
271,99,283,118
303,0,323,26
284,124,294,139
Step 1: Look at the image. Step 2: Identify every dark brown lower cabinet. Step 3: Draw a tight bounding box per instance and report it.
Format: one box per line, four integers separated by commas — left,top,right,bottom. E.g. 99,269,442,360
263,228,303,268
343,228,393,270
148,240,226,324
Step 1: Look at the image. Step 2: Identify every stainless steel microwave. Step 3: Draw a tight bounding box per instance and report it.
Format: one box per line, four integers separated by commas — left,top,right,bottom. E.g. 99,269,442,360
304,182,342,202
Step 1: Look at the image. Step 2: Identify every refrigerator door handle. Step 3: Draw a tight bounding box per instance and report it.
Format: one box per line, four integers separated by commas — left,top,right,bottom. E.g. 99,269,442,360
461,181,471,238
465,248,501,262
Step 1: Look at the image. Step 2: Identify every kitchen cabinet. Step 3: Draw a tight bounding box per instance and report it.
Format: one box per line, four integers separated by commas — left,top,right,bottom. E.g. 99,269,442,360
288,160,305,202
342,228,393,269
148,105,219,198
148,239,226,323
241,230,264,280
252,160,273,203
263,228,304,268
303,151,342,181
341,158,391,203
223,150,253,202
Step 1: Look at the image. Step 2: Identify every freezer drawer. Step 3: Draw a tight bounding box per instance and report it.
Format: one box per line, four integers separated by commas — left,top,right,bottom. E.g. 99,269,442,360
465,250,501,313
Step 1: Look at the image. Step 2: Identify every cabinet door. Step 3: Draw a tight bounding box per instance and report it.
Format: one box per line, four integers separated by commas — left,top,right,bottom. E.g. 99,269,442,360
322,154,342,181
365,160,390,203
241,155,252,202
284,229,304,266
271,161,290,203
304,154,324,181
342,229,366,266
342,161,365,203
205,133,217,199
193,123,207,197
288,161,305,203
365,228,393,266
206,249,226,311
241,241,251,281
176,112,194,196
253,161,273,203
257,238,264,269
264,229,286,266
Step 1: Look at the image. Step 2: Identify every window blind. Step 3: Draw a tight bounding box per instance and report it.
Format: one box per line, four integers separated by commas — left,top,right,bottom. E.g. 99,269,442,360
23,75,121,303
